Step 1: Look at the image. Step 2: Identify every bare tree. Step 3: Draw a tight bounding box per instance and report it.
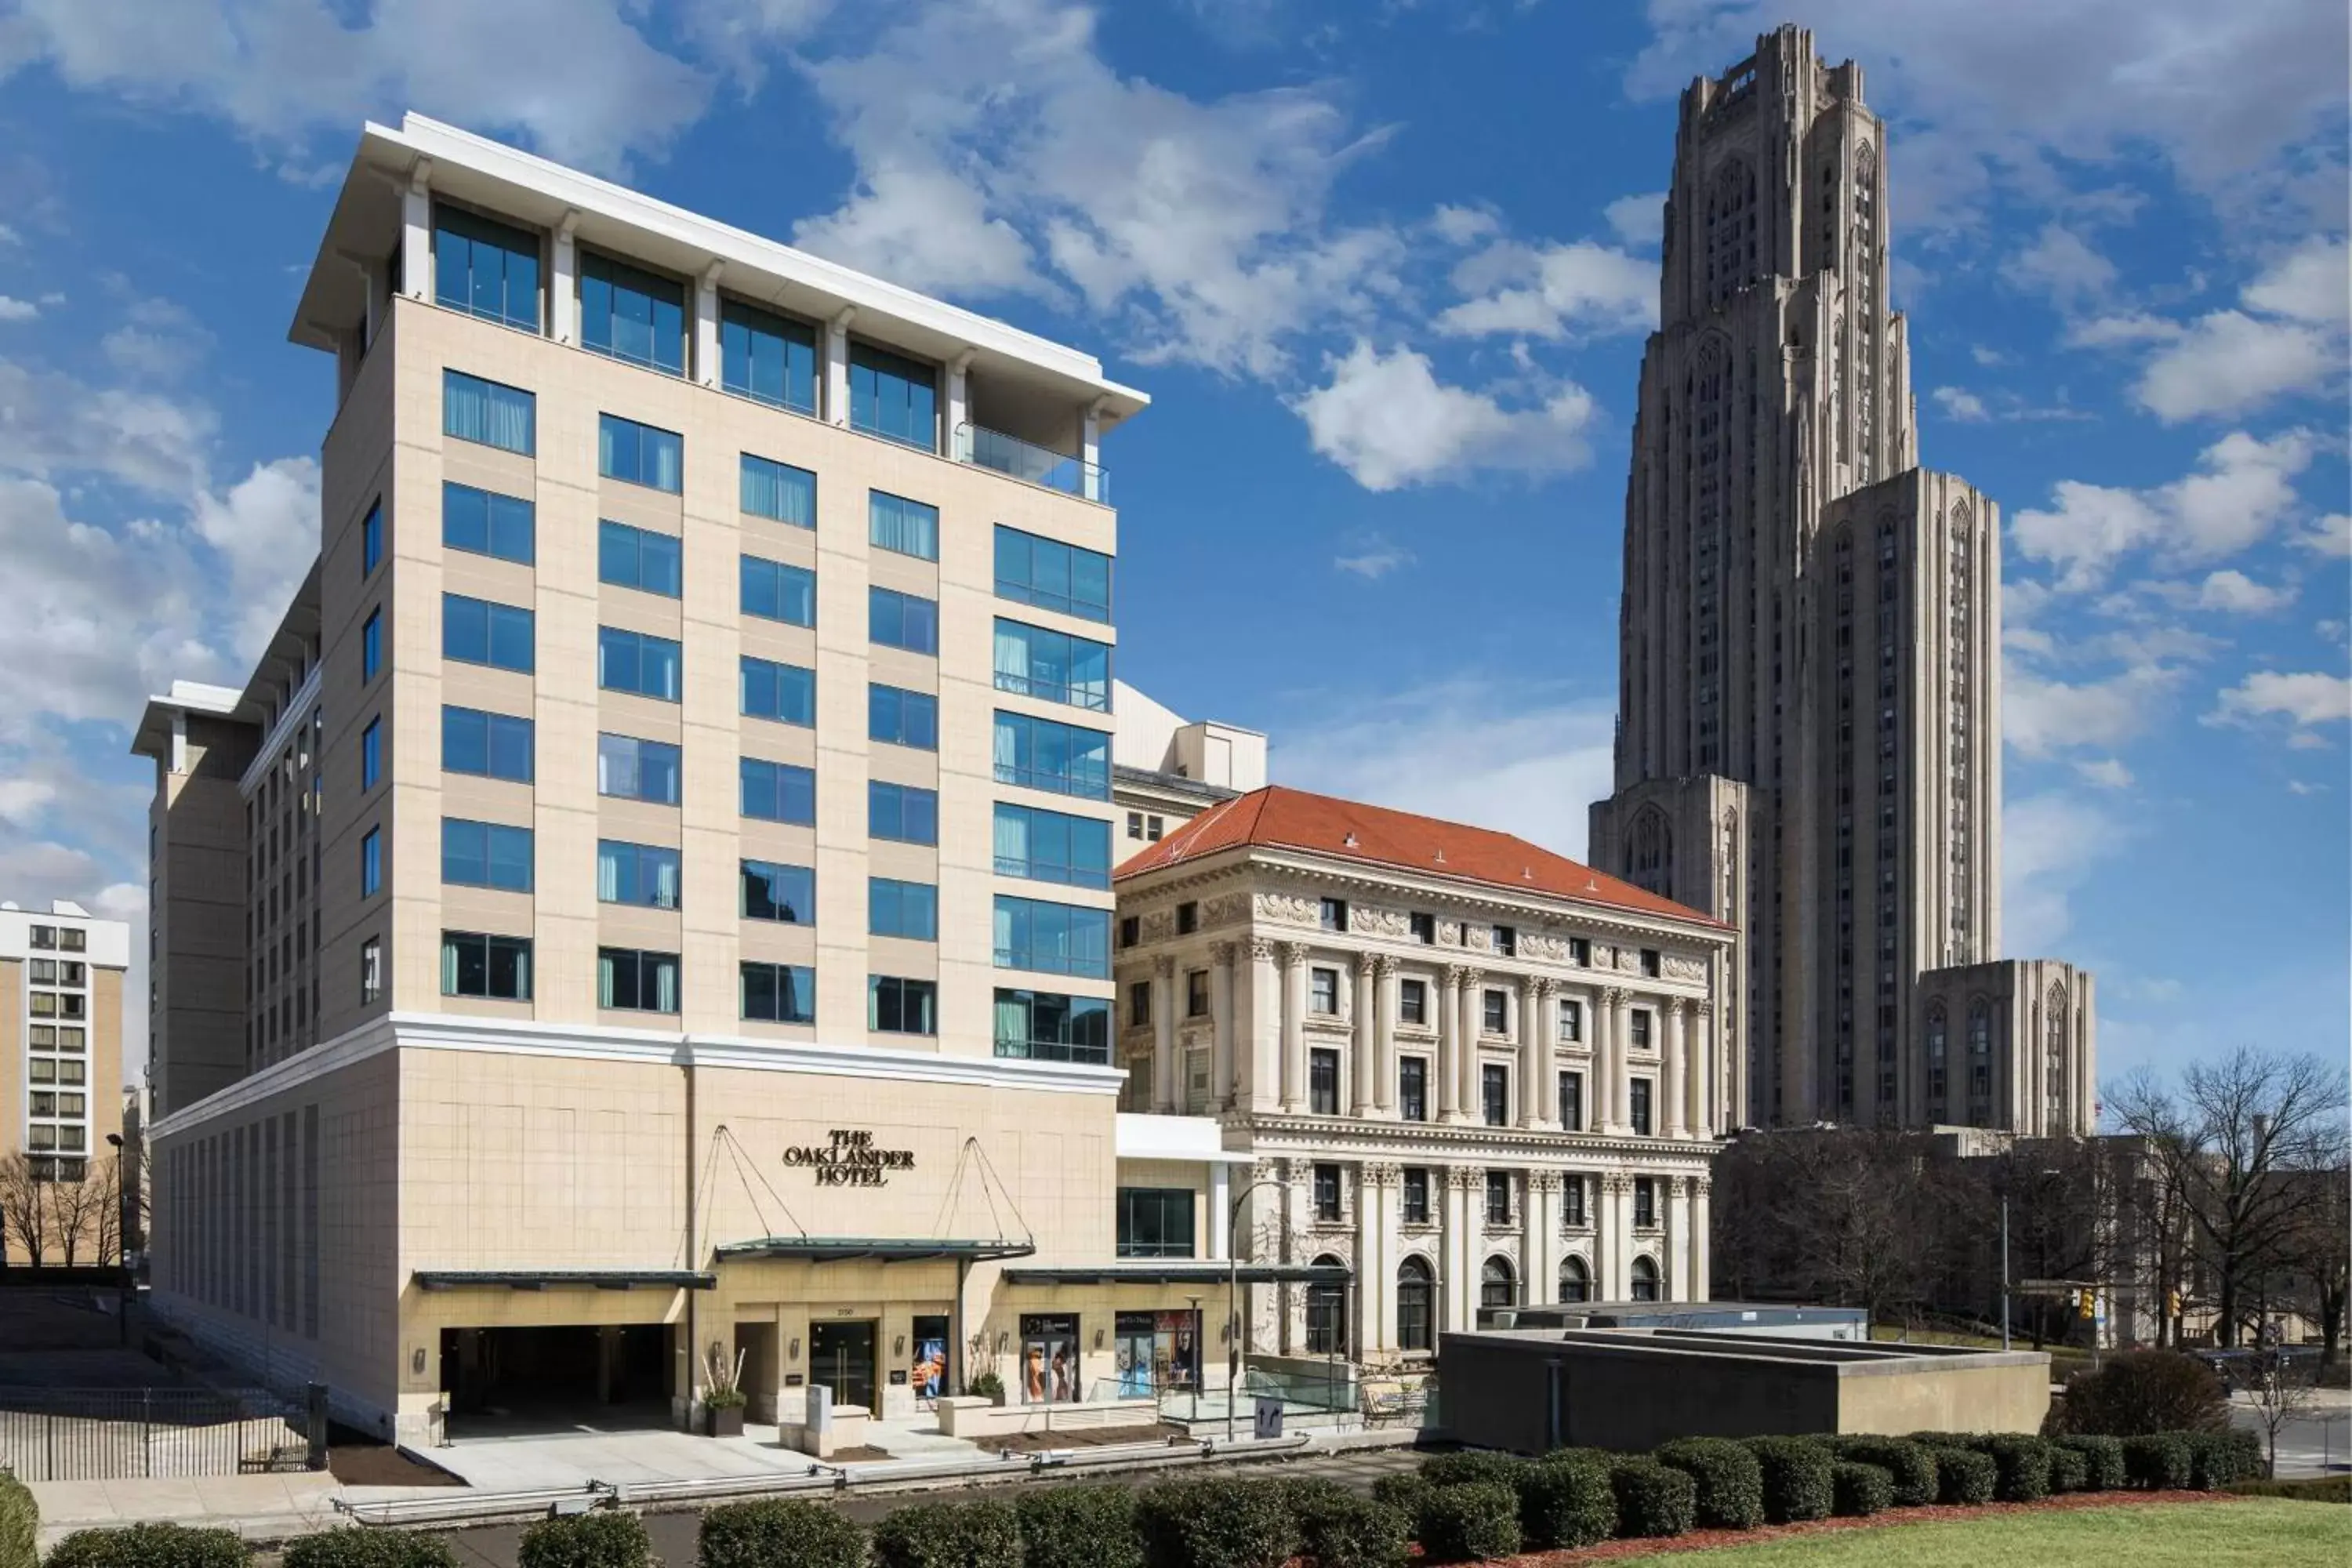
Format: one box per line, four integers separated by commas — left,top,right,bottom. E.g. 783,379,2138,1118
2297,1165,2350,1368
42,1166,109,1266
1712,1129,1953,1327
2232,1351,2320,1478
0,1152,50,1266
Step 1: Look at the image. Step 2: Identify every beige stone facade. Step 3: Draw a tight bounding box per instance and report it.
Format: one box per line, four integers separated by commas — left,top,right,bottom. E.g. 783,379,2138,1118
0,901,129,1265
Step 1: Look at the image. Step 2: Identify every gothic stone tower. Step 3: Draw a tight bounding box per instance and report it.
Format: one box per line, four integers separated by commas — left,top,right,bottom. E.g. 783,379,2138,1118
1589,26,2094,1137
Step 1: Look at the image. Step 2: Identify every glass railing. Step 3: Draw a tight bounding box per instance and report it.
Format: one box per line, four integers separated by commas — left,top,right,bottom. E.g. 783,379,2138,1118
958,423,1107,503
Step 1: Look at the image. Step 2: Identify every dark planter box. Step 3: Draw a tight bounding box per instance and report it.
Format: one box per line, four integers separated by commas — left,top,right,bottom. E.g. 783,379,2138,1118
704,1404,745,1437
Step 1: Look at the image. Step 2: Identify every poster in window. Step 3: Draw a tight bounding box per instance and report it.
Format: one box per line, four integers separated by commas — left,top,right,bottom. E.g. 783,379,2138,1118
1114,1312,1155,1397
909,1314,948,1403
1018,1313,1080,1404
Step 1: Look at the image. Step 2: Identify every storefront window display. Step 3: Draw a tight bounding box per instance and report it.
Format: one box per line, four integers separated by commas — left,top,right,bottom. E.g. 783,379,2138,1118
1114,1309,1200,1396
1019,1313,1081,1403
909,1315,948,1403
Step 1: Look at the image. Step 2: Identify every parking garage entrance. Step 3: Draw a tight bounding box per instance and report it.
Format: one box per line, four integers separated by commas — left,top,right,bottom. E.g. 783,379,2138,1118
440,1324,672,1433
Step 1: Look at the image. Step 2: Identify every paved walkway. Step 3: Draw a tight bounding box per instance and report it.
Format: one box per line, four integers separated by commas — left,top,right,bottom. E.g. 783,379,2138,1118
29,1475,350,1549
414,1415,996,1491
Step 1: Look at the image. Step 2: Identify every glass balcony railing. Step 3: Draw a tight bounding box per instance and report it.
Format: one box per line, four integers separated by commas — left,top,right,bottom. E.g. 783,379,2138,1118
958,423,1107,503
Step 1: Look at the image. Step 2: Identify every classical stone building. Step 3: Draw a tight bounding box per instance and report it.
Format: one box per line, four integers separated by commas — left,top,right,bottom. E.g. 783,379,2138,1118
1588,25,2096,1136
1115,786,1732,1361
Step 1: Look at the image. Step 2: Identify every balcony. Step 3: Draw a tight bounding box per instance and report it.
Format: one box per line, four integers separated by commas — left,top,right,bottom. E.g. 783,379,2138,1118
958,423,1106,503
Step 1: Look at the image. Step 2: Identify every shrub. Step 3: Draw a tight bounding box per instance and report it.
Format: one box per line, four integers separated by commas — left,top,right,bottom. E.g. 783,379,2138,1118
1923,1446,1996,1506
1652,1437,1764,1530
1739,1436,1834,1523
1419,1450,1528,1490
282,1532,459,1568
2056,1351,2228,1436
873,1499,1020,1568
700,1499,866,1568
2046,1443,2089,1494
1979,1435,2053,1503
1831,1461,1893,1518
1135,1479,1294,1568
0,1472,32,1568
2056,1434,2127,1492
1415,1482,1522,1565
1515,1450,1617,1549
2227,1475,2352,1503
44,1526,249,1568
2183,1428,2263,1490
1608,1458,1696,1539
1293,1494,1409,1568
1275,1476,1352,1526
967,1370,1006,1403
1824,1439,1936,1508
2120,1433,2192,1490
1014,1485,1142,1568
517,1513,650,1568
1367,1472,1434,1533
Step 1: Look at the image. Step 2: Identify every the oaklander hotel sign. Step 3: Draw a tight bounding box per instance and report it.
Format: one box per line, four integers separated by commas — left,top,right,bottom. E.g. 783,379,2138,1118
783,1129,917,1187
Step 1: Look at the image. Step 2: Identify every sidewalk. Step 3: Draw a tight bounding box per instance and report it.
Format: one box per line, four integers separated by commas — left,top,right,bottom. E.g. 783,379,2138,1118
29,1475,354,1550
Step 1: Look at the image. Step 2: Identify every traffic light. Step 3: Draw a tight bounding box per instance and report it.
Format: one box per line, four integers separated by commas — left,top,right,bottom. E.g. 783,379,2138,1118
2077,1289,2096,1319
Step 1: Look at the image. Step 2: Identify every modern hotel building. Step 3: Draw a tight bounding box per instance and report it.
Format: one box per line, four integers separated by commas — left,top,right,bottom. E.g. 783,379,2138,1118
2,899,129,1265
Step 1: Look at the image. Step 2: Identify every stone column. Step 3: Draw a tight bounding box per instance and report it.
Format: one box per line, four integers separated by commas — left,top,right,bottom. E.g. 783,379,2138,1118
400,165,434,303
824,307,855,426
1457,968,1486,1121
1665,1175,1689,1301
1538,985,1562,1126
1525,1171,1560,1308
1356,1163,1396,1355
1345,955,1374,1116
1437,967,1465,1122
1664,1000,1689,1138
1691,1175,1713,1301
1590,991,1615,1134
1520,976,1551,1129
1209,942,1236,1112
1247,939,1279,1111
1373,956,1397,1116
1209,1161,1231,1261
1151,955,1178,1113
1689,1006,1712,1137
693,261,723,387
1598,1176,1627,1300
1610,989,1635,1132
1442,1167,1479,1334
1279,942,1309,1113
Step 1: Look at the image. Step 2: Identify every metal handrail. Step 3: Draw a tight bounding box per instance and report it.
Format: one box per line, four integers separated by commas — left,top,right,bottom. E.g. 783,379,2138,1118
956,423,1106,503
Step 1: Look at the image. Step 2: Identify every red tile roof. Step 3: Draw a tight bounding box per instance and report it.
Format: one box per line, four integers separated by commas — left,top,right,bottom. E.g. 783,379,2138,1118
1115,786,1725,928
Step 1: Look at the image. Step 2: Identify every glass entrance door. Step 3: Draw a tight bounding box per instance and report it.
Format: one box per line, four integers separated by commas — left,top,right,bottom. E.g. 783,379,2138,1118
809,1319,877,1412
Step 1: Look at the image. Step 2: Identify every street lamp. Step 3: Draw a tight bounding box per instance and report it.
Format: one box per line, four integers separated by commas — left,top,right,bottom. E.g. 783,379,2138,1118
104,1132,126,1346
1224,1174,1284,1444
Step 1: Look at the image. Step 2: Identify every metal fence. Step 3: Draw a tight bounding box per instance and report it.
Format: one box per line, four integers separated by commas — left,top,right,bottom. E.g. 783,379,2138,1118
0,1385,326,1480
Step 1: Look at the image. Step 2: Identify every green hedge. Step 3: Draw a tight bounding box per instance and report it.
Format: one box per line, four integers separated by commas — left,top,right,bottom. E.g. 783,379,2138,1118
1831,1461,1893,1518
1925,1446,1997,1505
2184,1428,2263,1490
1415,1481,1521,1565
1652,1437,1764,1530
1367,1473,1434,1534
0,1472,32,1568
1514,1451,1617,1550
2122,1433,2193,1490
1739,1436,1835,1523
1821,1439,1937,1508
1979,1435,2053,1503
517,1513,649,1568
2227,1475,2351,1504
1014,1485,1142,1568
872,1499,1020,1568
281,1531,458,1568
699,1499,865,1568
44,1526,249,1568
1608,1458,1696,1539
1293,1494,1410,1568
2056,1434,2127,1492
1135,1478,1294,1568
2046,1443,2089,1494
1419,1450,1530,1491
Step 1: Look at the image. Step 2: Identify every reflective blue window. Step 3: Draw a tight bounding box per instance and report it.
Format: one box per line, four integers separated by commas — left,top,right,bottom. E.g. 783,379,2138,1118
993,619,1111,711
869,684,938,750
362,609,382,682
869,878,938,941
443,706,534,782
740,757,815,825
740,555,816,626
993,803,1112,890
598,521,681,597
599,413,682,493
742,962,815,1024
442,818,533,893
992,711,1111,799
869,588,938,655
360,501,383,578
993,989,1109,1063
444,371,535,455
444,594,534,673
579,252,684,375
721,302,818,414
994,526,1111,622
361,718,381,791
742,860,815,924
443,482,535,564
597,840,681,909
848,342,938,450
869,781,938,845
434,206,540,332
869,975,936,1035
741,454,815,527
597,627,682,701
742,657,816,726
597,734,680,804
870,491,938,561
361,828,381,898
994,895,1112,979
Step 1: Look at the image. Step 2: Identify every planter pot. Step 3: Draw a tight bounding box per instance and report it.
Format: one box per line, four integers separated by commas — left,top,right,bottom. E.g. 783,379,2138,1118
704,1404,745,1437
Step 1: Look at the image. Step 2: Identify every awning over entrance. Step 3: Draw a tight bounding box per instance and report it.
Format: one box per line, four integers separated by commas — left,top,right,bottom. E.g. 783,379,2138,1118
714,1236,1037,1265
1003,1261,1352,1287
413,1269,716,1290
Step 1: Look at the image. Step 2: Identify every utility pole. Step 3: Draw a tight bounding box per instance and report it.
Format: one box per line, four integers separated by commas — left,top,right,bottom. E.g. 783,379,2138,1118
1224,1175,1281,1443
2000,1193,2012,1352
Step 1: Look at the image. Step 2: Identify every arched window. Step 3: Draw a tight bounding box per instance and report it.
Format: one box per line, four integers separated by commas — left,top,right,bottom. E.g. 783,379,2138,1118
1559,1255,1591,1305
1629,1256,1661,1302
1305,1255,1348,1356
1396,1257,1435,1352
1926,1005,1948,1112
1480,1256,1518,1311
1628,809,1675,896
1968,1001,1994,1122
2045,984,2069,1119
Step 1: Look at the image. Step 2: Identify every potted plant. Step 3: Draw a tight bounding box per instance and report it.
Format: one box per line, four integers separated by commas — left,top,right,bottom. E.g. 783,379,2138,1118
702,1341,749,1436
967,1369,1007,1406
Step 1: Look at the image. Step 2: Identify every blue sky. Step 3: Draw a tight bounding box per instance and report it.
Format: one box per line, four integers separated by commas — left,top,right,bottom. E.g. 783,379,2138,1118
0,1,2344,1105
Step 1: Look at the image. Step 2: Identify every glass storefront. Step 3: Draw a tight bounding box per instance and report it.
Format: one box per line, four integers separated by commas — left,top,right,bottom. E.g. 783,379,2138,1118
909,1314,949,1403
1019,1312,1081,1404
1114,1309,1201,1396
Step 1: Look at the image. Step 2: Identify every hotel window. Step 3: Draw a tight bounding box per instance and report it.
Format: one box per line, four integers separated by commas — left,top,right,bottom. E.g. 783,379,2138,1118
597,840,681,909
869,490,939,561
441,931,532,1001
1640,947,1662,978
1492,924,1517,957
1482,1064,1509,1127
1399,1057,1428,1122
1116,1188,1194,1258
360,500,383,577
1410,912,1436,944
29,993,55,1018
869,782,938,845
1128,981,1152,1028
597,521,681,597
579,252,685,375
1563,1176,1587,1228
1568,937,1591,966
871,588,939,655
599,734,681,804
597,627,681,701
994,525,1111,622
740,757,815,825
1559,998,1583,1043
1634,1177,1657,1228
1125,811,1163,841
1309,967,1339,1014
1483,988,1508,1034
1176,901,1197,935
1559,1070,1584,1132
740,453,816,527
28,927,53,950
362,608,382,683
434,205,540,330
1631,1010,1653,1049
993,896,1111,979
360,937,382,1004
868,684,938,749
598,412,683,492
1313,1163,1341,1221
443,706,533,783
993,803,1110,889
741,962,815,1024
869,975,937,1035
1485,1171,1512,1224
993,711,1111,799
721,301,817,415
1185,970,1209,1017
360,718,380,791
994,988,1109,1063
725,859,811,924
444,481,535,565
599,947,680,1014
360,828,381,898
445,593,534,673
443,370,535,455
443,818,533,893
1319,898,1348,933
1402,1167,1431,1224
740,657,816,726
993,620,1111,711
1631,1078,1653,1135
740,554,817,626
848,341,938,450
868,877,935,940
28,960,53,985
1310,1049,1340,1115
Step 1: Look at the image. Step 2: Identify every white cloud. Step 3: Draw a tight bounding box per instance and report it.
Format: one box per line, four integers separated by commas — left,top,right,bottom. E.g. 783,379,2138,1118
2190,569,2296,615
2005,662,2184,756
2001,223,2116,306
1293,342,1599,492
2065,313,2185,348
191,458,322,660
2297,513,2352,557
100,296,215,381
2072,757,2134,789
2133,310,2337,423
2009,427,2316,590
2242,237,2351,324
0,778,59,825
0,296,38,322
1603,191,1666,248
1436,240,1655,341
1931,386,1988,423
1332,533,1415,581
2003,789,2131,954
1431,205,1500,246
1969,345,2010,366
2205,670,2352,735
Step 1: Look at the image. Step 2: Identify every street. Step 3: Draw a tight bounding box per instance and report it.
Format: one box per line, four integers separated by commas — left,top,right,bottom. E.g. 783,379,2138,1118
2234,1393,2352,1479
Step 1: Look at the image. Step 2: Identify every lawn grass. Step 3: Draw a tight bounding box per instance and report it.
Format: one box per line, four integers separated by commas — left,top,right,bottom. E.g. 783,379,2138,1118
1612,1499,2348,1565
